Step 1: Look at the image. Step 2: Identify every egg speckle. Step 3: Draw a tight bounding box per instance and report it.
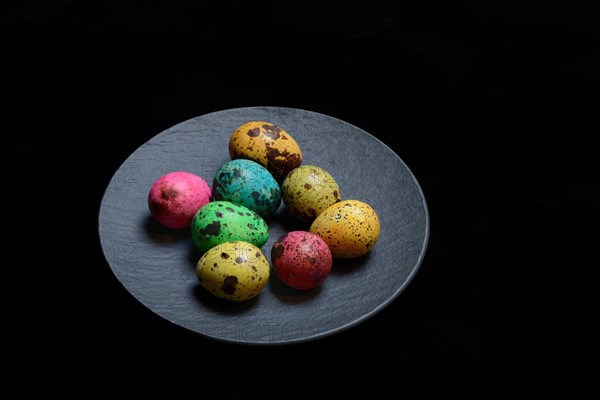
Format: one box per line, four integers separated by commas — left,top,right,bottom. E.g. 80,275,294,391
281,165,341,223
229,121,302,181
191,201,269,254
309,200,380,259
147,171,211,229
196,241,270,301
271,231,332,290
212,159,281,218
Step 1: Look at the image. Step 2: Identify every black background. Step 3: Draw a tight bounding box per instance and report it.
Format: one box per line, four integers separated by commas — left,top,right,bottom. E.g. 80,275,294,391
1,0,598,398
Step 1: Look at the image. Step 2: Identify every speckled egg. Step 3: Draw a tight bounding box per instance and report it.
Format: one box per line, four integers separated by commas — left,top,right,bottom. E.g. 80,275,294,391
147,171,212,229
191,201,269,254
281,165,341,223
271,231,332,290
196,241,270,302
228,121,302,181
212,159,281,218
309,200,380,259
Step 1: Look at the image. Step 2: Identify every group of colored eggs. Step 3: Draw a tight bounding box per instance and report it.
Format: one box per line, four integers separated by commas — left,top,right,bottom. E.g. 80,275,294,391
147,121,380,302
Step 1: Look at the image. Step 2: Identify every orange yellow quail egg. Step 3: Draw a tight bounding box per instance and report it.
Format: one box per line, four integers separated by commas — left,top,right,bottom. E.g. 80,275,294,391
309,200,380,259
228,121,302,181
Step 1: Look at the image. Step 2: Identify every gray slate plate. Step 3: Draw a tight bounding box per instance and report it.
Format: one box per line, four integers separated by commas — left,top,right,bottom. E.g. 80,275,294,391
98,106,429,345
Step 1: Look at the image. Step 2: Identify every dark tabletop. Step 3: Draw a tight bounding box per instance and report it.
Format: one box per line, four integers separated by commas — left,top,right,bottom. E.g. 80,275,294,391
2,1,598,398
